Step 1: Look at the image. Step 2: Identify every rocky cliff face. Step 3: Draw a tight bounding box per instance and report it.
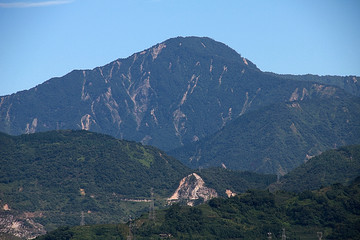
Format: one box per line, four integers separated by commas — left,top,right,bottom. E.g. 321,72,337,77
168,173,218,206
0,36,339,151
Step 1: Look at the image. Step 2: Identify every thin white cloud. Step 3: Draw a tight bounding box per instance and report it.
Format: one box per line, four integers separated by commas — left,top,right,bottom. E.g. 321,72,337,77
0,0,73,8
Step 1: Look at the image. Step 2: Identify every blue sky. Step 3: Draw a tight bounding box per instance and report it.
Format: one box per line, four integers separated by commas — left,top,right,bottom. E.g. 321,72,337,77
0,0,359,96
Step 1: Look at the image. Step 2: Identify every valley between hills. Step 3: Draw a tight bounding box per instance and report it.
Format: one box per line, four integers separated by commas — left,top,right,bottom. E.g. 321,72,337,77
0,37,359,239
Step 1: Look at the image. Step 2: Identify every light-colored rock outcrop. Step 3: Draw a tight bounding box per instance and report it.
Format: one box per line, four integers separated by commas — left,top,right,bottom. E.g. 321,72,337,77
168,173,217,206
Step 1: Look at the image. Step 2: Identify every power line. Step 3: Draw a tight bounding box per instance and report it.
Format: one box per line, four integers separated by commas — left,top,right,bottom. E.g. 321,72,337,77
149,188,155,221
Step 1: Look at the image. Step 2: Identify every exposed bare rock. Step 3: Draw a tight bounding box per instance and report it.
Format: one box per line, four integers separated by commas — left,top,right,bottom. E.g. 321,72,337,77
240,88,261,116
168,173,218,206
151,43,166,60
172,109,187,143
25,118,38,134
221,107,232,127
0,211,46,239
290,122,298,134
80,114,92,130
312,84,336,96
242,57,248,65
3,204,10,211
289,88,299,101
301,88,309,100
150,108,158,125
287,102,302,109
225,189,236,198
192,135,199,142
218,65,227,86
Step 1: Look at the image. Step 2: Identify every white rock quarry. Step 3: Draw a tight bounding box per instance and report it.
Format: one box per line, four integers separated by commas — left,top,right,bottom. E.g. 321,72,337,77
168,173,218,206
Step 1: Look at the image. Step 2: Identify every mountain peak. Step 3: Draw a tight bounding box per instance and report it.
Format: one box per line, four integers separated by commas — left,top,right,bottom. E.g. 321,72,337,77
0,37,356,154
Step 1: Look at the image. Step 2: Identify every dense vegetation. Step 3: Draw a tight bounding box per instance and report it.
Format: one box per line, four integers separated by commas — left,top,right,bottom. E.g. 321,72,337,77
0,130,279,233
170,96,360,174
2,36,360,239
0,130,190,230
271,144,360,192
37,177,360,239
195,167,276,197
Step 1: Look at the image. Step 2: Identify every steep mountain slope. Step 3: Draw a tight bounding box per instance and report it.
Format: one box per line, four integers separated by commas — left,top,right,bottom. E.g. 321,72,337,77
170,96,360,174
0,36,348,151
270,144,360,192
0,130,190,231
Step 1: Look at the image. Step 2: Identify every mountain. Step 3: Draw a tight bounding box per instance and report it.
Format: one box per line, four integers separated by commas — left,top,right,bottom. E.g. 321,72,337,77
36,177,360,240
269,144,360,192
267,72,360,97
0,130,190,233
170,96,360,174
0,130,276,238
0,36,353,152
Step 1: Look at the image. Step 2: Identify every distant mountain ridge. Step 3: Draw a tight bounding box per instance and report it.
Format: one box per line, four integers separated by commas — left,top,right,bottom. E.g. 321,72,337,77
170,95,360,173
267,72,360,96
1,36,356,153
269,144,360,192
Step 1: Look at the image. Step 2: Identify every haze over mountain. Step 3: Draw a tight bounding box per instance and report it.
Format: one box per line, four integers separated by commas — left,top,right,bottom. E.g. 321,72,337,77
1,36,359,174
170,96,360,174
270,144,360,192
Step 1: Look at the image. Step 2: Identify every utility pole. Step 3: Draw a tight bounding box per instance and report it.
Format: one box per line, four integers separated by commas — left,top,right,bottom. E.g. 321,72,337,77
80,211,85,226
149,188,155,221
277,167,282,183
282,228,286,240
127,215,135,240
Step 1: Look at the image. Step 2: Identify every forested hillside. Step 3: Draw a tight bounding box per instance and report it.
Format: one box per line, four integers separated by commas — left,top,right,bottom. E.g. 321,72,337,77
195,168,276,197
0,130,278,237
270,144,360,192
0,130,189,230
36,177,360,240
